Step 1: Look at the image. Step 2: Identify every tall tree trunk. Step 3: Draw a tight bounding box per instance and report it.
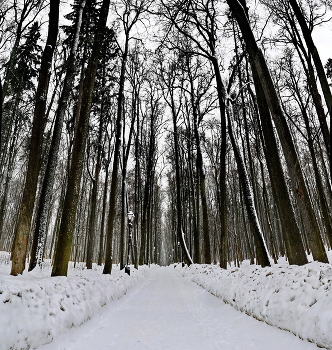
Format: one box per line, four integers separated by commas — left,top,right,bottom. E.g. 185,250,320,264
187,63,211,264
227,103,270,267
250,73,308,265
194,120,211,264
119,104,135,269
98,136,111,266
172,114,193,265
119,168,127,269
48,168,67,260
103,0,147,273
227,0,327,264
259,156,279,263
188,143,200,263
11,1,60,275
303,56,330,160
210,58,227,268
300,102,332,248
52,0,110,276
0,109,21,238
286,15,330,165
133,111,141,269
139,112,156,265
97,162,109,266
288,0,332,119
29,0,86,271
86,116,103,269
103,35,129,275
0,76,2,150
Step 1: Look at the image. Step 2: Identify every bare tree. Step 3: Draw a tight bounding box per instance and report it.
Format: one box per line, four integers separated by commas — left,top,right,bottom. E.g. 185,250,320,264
227,0,326,264
29,0,87,271
159,0,228,267
52,0,111,277
103,0,152,274
11,0,60,275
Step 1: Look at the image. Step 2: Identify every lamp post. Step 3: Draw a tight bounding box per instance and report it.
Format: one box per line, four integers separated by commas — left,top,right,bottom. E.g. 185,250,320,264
125,210,134,275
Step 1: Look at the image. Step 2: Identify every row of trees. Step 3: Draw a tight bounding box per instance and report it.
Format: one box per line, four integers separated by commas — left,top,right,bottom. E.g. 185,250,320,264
0,0,331,276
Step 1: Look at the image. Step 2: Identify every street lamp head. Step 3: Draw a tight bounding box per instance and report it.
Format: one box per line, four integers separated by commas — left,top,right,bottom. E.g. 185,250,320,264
127,210,135,222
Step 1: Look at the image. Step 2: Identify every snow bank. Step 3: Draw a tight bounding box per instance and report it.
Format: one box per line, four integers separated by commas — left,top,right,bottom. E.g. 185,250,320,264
0,255,147,350
176,262,332,350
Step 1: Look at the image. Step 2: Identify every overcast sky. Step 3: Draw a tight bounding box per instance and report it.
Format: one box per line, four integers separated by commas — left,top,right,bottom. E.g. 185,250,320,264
313,24,332,64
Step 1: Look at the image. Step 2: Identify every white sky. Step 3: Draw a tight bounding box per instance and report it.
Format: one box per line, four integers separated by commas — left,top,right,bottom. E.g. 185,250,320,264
313,24,332,64
55,1,332,66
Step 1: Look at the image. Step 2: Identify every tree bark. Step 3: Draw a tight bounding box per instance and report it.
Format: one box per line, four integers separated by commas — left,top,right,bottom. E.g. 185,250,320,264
187,61,211,264
119,103,135,269
188,138,200,263
103,1,147,273
133,110,141,269
227,0,327,264
52,0,110,276
288,0,332,119
210,58,228,268
0,76,2,149
227,103,270,267
298,96,332,248
284,12,331,167
103,39,129,274
249,71,308,266
172,103,193,266
86,118,103,269
11,1,60,275
97,152,110,266
29,0,86,271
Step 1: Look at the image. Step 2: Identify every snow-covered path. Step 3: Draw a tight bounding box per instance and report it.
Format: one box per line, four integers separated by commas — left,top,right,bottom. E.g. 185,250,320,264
37,267,321,350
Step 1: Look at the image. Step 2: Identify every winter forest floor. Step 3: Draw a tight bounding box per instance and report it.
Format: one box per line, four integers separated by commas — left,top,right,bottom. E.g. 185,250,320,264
36,267,323,350
1,251,332,350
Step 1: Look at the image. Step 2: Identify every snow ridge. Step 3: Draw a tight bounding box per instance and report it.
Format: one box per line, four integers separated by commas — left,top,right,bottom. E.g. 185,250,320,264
0,262,148,350
176,262,332,350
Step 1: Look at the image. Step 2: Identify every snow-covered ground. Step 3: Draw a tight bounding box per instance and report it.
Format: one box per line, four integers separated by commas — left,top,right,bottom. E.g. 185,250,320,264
0,253,148,350
0,251,331,350
176,260,332,349
34,266,325,350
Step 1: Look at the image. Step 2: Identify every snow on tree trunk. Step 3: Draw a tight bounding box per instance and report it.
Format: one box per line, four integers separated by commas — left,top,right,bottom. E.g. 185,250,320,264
227,102,270,267
29,0,87,272
226,0,326,265
10,0,60,276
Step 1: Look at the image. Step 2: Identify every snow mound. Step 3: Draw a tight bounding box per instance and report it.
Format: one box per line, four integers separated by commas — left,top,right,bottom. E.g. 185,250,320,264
0,263,148,350
176,262,332,350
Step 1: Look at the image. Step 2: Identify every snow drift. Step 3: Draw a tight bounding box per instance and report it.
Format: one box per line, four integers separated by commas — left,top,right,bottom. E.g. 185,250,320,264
1,250,332,350
0,258,148,350
175,261,332,350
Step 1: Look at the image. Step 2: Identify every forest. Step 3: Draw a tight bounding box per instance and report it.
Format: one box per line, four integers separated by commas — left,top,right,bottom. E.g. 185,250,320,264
0,0,331,277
